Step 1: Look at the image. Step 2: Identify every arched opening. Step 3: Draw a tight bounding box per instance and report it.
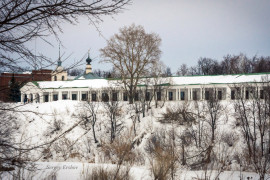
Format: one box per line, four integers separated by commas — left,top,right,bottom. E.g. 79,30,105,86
24,94,27,104
54,76,57,81
36,94,40,103
62,76,64,81
30,94,33,102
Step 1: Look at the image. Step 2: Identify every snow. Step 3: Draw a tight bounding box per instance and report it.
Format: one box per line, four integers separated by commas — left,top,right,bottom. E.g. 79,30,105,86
37,79,110,89
172,74,269,85
1,100,270,180
1,162,267,180
34,73,270,90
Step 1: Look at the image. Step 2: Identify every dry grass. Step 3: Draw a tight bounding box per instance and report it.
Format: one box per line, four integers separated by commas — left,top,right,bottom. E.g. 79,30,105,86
82,166,131,180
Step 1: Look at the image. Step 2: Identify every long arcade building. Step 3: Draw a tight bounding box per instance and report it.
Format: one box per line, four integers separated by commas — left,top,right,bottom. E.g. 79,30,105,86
20,72,270,103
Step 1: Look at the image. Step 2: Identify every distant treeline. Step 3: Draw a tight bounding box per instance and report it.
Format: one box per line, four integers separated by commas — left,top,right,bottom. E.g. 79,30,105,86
68,53,270,78
176,53,270,76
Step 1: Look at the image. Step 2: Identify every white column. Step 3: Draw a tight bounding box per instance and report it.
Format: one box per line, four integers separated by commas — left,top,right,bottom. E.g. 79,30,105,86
59,91,62,100
39,93,43,103
69,91,72,100
27,94,30,102
88,91,91,101
21,94,24,103
78,91,80,101
49,92,52,102
33,94,36,103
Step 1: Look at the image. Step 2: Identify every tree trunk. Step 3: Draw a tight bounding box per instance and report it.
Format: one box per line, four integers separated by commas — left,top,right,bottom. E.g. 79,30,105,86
92,123,98,143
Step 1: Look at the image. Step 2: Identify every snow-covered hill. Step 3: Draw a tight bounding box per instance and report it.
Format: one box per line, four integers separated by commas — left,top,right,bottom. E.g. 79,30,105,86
1,100,270,180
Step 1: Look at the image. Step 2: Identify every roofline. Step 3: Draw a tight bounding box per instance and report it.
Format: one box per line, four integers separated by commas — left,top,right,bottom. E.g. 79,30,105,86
106,72,270,80
170,72,270,78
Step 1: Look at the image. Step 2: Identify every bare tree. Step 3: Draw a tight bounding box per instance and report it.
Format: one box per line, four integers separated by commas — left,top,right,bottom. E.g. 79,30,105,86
0,0,131,174
145,128,179,180
68,68,84,76
0,0,130,71
100,24,162,103
102,88,123,143
176,64,189,76
233,80,270,180
76,95,100,143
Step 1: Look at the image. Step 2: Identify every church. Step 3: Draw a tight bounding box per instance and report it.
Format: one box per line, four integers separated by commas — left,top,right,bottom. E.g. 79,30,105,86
20,55,270,103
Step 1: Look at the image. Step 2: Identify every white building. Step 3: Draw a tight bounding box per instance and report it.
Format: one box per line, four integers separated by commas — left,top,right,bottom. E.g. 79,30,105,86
20,53,270,103
20,70,270,103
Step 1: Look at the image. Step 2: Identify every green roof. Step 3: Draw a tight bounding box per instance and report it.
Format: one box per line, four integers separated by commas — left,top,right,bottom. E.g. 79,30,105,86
74,73,103,80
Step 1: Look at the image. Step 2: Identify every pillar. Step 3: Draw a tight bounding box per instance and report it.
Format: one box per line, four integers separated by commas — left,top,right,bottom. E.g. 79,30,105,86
32,94,36,103
40,93,43,103
68,91,72,100
59,91,62,100
78,91,81,101
49,92,52,102
21,94,24,103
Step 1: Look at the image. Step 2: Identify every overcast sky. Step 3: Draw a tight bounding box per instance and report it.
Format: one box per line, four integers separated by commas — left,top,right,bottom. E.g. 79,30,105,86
29,0,270,73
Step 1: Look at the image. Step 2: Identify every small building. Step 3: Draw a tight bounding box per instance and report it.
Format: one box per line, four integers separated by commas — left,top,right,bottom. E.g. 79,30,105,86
51,57,68,81
0,69,52,102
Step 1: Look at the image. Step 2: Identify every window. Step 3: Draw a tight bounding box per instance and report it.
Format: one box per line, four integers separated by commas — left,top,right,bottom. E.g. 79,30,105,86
181,91,185,100
146,92,150,101
169,91,173,101
260,90,264,99
123,93,128,101
44,95,49,102
157,91,161,101
246,90,249,99
62,76,65,81
53,94,58,101
192,91,197,100
54,76,57,81
92,93,97,101
112,92,117,101
205,91,210,100
102,93,109,102
62,94,67,100
135,93,139,101
82,94,87,101
72,94,77,100
218,91,222,100
231,90,235,100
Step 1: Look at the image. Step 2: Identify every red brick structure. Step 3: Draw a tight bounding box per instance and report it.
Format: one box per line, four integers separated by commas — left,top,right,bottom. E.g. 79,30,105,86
0,69,52,102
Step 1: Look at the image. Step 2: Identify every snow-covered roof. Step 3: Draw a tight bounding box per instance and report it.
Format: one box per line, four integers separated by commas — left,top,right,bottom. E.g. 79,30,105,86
171,73,270,86
36,79,110,89
32,73,270,89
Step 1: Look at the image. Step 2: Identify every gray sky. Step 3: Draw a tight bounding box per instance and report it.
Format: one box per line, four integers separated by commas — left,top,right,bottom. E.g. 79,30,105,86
30,0,270,73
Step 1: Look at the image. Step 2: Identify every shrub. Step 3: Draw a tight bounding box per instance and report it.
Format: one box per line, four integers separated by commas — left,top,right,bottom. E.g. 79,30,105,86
160,106,195,125
82,166,131,180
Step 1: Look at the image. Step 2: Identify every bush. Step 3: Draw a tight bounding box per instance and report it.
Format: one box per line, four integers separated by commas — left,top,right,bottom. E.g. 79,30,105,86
160,106,195,125
82,166,131,180
145,130,179,180
221,132,239,147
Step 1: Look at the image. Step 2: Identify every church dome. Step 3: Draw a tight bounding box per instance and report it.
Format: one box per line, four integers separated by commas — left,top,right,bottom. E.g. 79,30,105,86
86,56,92,65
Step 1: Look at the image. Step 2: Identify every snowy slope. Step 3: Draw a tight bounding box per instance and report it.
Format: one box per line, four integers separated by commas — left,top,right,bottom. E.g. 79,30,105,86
1,100,270,180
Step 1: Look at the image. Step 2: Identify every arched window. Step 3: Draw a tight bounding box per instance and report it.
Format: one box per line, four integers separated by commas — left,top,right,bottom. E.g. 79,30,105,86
54,76,57,81
62,76,64,81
